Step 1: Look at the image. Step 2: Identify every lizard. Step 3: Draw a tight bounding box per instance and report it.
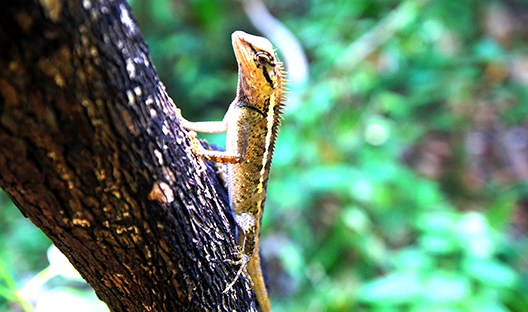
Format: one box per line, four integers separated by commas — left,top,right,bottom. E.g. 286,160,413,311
176,30,287,312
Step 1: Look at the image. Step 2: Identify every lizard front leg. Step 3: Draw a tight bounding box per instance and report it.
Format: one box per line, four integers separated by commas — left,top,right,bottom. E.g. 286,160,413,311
176,109,243,164
223,212,257,293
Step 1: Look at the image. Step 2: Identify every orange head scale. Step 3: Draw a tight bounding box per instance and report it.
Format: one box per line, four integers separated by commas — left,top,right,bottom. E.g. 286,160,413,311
231,31,287,112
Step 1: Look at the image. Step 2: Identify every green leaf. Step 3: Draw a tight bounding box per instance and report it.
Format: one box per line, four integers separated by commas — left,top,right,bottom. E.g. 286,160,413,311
423,272,470,302
392,248,433,272
342,206,371,234
464,258,518,288
416,211,457,235
418,233,458,254
358,272,422,304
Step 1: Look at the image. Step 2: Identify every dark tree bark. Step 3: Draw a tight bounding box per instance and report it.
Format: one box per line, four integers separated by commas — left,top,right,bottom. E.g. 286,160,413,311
0,0,258,311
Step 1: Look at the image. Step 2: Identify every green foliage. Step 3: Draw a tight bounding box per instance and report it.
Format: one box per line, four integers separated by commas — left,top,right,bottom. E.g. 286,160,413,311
3,0,528,311
0,202,107,311
0,257,34,312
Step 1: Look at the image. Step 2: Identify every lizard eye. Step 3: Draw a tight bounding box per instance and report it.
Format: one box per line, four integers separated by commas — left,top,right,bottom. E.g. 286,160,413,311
255,52,271,65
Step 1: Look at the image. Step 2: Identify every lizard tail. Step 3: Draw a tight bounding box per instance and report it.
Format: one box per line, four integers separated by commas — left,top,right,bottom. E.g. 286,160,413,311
248,249,272,312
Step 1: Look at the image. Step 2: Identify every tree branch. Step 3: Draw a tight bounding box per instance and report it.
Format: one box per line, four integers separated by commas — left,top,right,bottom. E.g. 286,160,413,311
0,0,257,311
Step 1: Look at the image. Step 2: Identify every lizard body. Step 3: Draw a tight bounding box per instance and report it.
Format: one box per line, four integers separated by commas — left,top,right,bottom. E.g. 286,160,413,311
177,31,286,312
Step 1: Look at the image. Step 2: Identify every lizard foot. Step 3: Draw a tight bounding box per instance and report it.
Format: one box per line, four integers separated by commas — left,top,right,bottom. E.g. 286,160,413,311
188,131,203,155
222,254,251,293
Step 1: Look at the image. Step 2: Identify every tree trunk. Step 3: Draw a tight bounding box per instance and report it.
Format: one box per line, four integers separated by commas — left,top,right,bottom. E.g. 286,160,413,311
0,0,257,311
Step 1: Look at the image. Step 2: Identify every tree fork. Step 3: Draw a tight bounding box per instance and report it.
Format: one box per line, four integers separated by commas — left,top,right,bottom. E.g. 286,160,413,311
0,0,257,311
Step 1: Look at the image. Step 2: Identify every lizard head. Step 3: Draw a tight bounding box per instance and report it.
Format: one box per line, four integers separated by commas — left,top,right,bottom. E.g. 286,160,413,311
232,31,285,99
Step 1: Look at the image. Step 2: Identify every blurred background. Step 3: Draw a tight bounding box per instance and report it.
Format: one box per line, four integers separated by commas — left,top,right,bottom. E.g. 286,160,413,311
2,0,528,311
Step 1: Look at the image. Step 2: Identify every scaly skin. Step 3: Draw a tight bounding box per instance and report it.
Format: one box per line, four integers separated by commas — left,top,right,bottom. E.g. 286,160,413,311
177,31,287,312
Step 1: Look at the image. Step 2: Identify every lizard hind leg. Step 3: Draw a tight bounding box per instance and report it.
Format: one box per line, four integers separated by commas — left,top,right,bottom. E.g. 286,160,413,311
223,212,257,293
223,254,251,293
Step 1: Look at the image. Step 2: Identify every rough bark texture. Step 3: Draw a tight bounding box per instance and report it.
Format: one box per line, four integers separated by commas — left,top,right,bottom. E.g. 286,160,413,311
0,0,257,311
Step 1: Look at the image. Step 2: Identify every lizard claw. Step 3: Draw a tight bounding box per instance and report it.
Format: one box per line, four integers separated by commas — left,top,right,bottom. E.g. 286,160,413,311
188,132,202,153
222,254,250,293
